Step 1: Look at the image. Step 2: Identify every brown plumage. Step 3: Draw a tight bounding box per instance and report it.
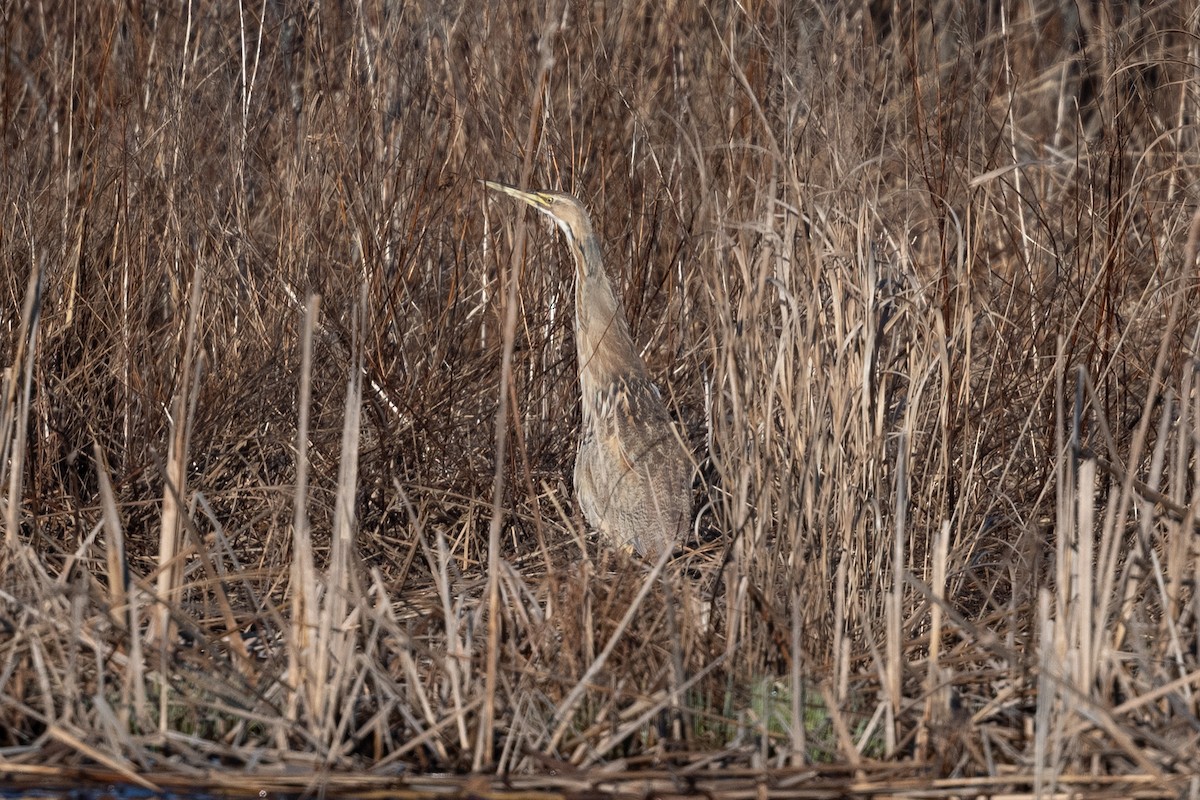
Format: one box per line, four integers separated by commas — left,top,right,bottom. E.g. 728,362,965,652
484,181,692,559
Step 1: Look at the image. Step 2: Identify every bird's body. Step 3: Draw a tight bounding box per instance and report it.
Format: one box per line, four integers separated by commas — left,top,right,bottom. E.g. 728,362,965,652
484,181,692,559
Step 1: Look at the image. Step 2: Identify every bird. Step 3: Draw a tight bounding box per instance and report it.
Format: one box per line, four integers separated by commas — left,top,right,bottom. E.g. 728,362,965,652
483,181,692,560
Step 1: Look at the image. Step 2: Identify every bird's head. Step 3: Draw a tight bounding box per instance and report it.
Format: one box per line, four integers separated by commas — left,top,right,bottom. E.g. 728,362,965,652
482,180,593,245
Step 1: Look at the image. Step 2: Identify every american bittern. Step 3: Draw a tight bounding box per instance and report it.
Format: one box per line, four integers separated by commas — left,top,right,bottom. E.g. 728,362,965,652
484,181,692,559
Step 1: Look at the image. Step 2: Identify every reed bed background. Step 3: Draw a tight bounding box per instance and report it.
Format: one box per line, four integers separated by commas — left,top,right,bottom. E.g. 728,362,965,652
2,0,1200,793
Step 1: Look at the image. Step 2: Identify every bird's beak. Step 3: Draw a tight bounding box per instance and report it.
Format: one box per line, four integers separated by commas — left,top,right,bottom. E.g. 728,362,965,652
481,180,553,212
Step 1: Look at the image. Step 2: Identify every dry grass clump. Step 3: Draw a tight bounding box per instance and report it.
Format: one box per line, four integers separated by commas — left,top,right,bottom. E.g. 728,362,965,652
2,0,1200,793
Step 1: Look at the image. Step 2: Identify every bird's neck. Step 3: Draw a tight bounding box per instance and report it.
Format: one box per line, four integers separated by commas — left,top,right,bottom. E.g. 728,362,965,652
567,235,648,396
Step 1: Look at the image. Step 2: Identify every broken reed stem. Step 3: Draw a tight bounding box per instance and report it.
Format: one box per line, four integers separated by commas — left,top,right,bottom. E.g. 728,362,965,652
152,263,205,732
886,429,907,755
316,283,367,746
288,294,320,737
2,259,44,565
916,519,949,761
476,4,563,770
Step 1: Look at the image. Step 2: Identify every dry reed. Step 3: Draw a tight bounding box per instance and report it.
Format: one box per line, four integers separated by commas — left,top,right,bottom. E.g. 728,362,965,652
1,0,1199,792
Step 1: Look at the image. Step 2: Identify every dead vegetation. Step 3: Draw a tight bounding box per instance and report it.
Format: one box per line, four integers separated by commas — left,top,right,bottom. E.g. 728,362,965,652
2,0,1200,794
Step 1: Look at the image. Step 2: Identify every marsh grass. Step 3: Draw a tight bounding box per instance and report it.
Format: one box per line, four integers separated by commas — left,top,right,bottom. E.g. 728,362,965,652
2,0,1200,792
